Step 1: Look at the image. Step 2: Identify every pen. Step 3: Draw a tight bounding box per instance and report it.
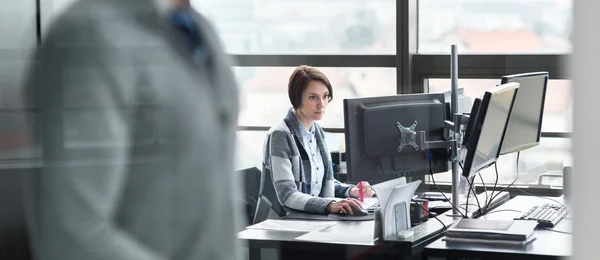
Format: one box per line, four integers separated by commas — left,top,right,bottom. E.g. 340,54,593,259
358,182,364,202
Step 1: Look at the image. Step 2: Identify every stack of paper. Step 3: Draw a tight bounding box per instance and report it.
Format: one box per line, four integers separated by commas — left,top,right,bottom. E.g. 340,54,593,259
295,231,378,246
246,219,336,232
444,218,538,246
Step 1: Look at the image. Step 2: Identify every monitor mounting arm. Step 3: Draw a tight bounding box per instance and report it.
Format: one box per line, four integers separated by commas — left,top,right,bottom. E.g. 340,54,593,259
396,120,454,152
396,114,470,153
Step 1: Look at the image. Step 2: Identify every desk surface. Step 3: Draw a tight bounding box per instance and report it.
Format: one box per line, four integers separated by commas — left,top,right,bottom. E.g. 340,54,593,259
239,213,457,256
424,195,572,260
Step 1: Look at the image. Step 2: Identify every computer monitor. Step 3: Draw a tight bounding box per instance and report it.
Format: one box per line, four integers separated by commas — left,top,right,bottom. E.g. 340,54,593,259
461,82,519,178
344,93,450,183
499,72,549,155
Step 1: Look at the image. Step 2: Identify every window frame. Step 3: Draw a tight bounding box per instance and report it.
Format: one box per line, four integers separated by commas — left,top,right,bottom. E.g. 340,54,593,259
234,0,571,196
31,0,571,195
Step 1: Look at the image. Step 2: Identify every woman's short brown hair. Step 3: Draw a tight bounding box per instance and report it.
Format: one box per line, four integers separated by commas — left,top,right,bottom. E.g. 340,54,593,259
288,65,333,109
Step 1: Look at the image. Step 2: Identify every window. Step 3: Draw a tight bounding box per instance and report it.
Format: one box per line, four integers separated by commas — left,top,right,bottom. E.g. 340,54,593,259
0,0,36,50
418,0,573,53
40,0,79,35
0,57,38,160
0,111,38,160
427,78,572,185
237,67,396,128
428,78,572,132
430,137,571,186
191,0,396,54
235,131,268,170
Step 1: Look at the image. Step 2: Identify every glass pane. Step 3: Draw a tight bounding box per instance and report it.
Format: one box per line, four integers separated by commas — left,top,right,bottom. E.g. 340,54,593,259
431,137,571,186
427,78,572,133
0,111,39,160
192,0,395,54
40,0,79,34
0,0,36,50
427,78,572,186
235,131,268,170
418,0,573,53
238,67,396,128
0,59,33,109
0,57,38,160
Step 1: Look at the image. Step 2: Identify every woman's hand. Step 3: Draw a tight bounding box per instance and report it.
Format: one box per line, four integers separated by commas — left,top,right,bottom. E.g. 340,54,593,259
349,181,374,199
327,198,362,215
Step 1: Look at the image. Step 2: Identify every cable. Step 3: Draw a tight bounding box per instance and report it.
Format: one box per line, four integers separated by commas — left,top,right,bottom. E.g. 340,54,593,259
377,158,388,178
483,209,522,215
458,163,471,217
412,199,447,230
486,152,567,215
484,158,520,214
465,176,484,217
428,160,466,218
479,172,489,203
482,162,500,215
510,185,567,209
508,152,567,208
465,174,471,217
458,203,484,210
458,163,482,217
539,227,572,235
517,151,520,174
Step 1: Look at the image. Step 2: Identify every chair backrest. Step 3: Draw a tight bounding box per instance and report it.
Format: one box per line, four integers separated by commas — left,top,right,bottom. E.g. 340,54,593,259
253,163,286,224
237,167,261,226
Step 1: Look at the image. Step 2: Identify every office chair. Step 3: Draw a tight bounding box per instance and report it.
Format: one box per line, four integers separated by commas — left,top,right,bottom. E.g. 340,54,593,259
253,163,286,224
238,167,261,226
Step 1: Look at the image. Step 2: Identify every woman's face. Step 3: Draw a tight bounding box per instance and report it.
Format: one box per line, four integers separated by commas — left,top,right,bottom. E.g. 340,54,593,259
298,80,330,121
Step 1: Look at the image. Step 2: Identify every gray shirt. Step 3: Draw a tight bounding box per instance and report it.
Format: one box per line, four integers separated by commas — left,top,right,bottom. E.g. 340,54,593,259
21,0,242,259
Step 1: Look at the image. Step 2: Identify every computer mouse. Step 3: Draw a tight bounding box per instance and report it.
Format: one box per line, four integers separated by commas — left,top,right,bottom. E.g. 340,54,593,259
352,208,369,216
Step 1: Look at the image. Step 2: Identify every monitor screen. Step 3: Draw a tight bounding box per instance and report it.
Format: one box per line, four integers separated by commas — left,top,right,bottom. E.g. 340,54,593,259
344,93,450,183
462,82,519,178
499,72,549,155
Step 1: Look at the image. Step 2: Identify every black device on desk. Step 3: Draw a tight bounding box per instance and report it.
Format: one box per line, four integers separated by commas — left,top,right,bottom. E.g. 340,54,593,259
328,208,374,221
410,199,429,226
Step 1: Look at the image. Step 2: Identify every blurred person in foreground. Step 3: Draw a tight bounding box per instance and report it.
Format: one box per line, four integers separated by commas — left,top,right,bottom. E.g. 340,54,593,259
21,0,242,259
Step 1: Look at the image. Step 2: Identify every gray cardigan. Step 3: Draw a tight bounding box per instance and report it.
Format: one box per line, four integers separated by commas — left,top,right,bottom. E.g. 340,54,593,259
262,108,353,215
21,1,242,259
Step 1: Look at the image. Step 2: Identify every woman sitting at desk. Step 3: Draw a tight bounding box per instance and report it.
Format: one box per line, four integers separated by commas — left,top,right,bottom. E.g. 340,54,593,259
262,65,374,216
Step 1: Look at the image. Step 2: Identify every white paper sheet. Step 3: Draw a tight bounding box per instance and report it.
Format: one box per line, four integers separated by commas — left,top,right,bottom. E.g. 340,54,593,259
246,219,336,232
295,231,378,245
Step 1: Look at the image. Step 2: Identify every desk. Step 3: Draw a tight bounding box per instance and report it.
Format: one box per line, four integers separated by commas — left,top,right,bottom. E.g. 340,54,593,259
239,214,456,260
424,195,572,260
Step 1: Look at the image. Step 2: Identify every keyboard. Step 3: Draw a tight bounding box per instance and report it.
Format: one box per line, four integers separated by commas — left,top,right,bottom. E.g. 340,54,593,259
514,203,568,227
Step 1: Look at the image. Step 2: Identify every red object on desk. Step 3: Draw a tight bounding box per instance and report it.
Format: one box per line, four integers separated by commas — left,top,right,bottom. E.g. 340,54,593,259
358,182,364,202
